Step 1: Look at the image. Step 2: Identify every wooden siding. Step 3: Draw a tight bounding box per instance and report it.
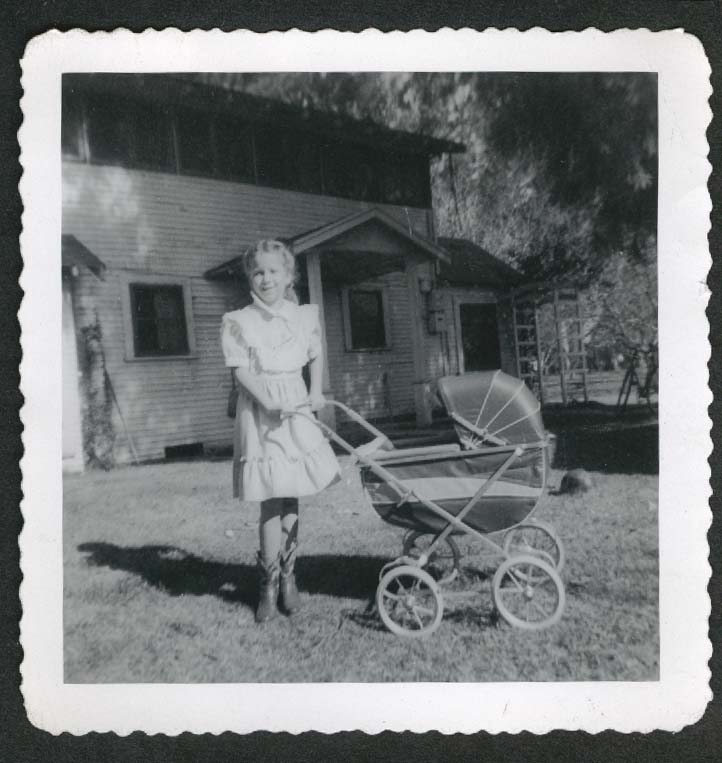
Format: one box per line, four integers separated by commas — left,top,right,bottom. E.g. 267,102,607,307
63,162,432,463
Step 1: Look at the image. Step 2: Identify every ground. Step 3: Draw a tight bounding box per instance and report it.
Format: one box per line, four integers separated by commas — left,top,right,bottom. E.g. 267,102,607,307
64,412,659,683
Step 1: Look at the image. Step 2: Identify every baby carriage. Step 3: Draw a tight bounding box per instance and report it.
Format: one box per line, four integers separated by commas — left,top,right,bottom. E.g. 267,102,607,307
289,370,565,638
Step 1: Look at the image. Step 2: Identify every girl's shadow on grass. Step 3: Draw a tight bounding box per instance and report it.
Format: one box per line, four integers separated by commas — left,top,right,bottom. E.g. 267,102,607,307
77,542,387,611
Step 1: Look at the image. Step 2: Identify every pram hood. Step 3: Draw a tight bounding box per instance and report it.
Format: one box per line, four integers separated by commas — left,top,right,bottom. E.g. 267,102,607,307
437,371,545,447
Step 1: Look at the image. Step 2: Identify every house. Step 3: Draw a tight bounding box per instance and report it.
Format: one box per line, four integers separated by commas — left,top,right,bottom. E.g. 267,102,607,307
61,73,520,471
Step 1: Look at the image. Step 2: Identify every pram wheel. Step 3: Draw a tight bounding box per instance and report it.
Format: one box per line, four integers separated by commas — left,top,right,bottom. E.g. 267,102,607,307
376,565,444,638
492,554,565,630
502,520,565,572
402,531,461,584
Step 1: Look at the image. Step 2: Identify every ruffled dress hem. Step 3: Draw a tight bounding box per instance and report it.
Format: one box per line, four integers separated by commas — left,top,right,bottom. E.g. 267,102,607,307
233,437,340,502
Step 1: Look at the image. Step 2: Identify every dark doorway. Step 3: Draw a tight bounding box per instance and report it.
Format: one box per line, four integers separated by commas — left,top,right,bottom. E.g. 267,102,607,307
459,302,501,372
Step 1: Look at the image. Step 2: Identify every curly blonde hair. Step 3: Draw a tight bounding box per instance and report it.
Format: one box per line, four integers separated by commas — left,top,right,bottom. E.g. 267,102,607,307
243,239,298,303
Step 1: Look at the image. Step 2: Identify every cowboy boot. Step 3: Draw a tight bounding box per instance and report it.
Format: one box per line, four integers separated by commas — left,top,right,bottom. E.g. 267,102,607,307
279,542,302,615
255,552,280,623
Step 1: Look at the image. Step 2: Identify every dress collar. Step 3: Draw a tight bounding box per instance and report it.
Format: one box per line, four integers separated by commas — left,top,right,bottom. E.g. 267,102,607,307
251,293,296,321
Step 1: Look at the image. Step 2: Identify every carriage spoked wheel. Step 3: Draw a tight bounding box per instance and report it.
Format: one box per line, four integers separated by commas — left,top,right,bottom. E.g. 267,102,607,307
376,565,444,638
492,554,565,630
402,531,461,584
502,519,565,572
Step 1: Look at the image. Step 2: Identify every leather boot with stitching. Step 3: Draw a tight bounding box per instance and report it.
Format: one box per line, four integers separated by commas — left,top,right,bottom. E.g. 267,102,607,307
279,542,302,615
255,552,280,623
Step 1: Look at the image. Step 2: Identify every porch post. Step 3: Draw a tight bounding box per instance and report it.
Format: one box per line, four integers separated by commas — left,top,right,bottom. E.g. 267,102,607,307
405,259,433,427
305,250,336,429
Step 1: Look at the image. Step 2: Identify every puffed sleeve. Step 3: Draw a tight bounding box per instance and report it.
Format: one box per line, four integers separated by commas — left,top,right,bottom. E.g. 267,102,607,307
221,311,250,368
300,304,323,361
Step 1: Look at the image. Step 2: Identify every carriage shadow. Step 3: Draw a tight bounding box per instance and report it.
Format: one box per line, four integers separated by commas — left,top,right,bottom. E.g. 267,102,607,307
77,542,389,611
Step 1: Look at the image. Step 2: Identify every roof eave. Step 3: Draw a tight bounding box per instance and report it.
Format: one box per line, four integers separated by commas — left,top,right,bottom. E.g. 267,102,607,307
290,207,450,264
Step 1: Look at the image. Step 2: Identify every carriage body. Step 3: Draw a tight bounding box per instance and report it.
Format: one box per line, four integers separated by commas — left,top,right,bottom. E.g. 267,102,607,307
362,443,546,535
361,370,549,536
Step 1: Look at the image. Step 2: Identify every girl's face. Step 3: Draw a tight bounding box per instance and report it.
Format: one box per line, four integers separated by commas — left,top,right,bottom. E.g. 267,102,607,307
249,251,292,307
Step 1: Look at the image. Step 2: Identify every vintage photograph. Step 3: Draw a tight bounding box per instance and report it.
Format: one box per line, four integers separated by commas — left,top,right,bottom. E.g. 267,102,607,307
60,71,659,682
19,27,711,734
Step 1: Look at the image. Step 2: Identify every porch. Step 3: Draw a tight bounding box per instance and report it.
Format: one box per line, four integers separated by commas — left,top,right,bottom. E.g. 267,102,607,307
206,207,450,428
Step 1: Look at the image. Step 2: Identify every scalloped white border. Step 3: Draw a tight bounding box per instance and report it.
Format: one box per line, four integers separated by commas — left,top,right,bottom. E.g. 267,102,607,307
18,28,712,734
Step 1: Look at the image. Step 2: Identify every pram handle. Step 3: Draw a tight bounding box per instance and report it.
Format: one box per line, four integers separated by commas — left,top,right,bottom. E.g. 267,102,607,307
281,398,394,458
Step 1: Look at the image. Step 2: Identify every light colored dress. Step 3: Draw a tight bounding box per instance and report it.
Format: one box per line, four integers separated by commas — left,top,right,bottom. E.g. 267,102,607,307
221,294,339,501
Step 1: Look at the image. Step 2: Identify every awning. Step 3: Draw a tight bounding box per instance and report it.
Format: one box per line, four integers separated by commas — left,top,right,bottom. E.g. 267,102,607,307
204,207,449,283
62,235,106,280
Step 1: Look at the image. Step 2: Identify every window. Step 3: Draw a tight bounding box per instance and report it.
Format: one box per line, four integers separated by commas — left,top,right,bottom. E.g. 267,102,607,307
322,142,430,207
62,88,85,160
342,287,391,351
380,151,431,207
85,94,174,172
121,275,195,360
322,142,381,201
255,126,322,193
175,108,215,177
214,115,255,183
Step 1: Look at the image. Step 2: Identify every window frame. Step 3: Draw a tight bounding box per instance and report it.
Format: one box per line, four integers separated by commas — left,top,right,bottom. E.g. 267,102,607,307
120,273,197,361
341,285,392,352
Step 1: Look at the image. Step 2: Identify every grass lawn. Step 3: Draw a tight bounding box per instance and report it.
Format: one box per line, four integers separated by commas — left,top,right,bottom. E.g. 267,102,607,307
64,434,659,683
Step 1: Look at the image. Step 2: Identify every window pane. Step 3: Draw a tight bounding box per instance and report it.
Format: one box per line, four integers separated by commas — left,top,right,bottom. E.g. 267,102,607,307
86,94,134,165
293,132,323,193
254,127,285,187
400,154,431,206
176,109,215,176
349,290,386,349
256,127,322,193
379,151,431,207
130,284,189,356
322,142,380,202
86,94,173,171
62,89,84,160
214,115,254,182
131,101,173,171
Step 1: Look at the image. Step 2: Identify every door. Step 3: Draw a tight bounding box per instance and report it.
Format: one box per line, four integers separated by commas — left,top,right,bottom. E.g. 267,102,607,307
457,301,501,372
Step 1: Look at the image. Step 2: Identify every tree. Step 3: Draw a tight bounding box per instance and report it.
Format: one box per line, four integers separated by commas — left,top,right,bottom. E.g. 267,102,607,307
584,245,658,398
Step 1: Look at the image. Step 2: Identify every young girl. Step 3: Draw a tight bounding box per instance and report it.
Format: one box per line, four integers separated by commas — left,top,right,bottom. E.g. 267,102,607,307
221,239,339,623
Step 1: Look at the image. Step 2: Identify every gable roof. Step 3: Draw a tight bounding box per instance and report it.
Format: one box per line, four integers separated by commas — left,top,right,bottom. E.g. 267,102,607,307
287,207,450,261
436,237,522,289
65,73,466,158
204,207,449,281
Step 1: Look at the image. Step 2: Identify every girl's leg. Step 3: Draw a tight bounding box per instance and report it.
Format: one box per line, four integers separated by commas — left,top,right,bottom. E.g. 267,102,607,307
256,499,284,623
280,497,299,552
279,498,302,614
259,498,284,564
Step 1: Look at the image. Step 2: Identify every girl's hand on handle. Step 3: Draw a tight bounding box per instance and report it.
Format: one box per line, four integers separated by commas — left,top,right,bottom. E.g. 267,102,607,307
262,402,287,421
308,393,326,412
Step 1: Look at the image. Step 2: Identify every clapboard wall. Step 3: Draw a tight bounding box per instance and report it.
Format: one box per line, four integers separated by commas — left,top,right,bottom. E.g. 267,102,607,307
63,162,433,464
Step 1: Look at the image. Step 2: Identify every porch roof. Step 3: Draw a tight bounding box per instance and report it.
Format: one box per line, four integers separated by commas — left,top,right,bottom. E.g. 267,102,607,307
436,237,522,290
62,234,106,280
204,207,450,282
